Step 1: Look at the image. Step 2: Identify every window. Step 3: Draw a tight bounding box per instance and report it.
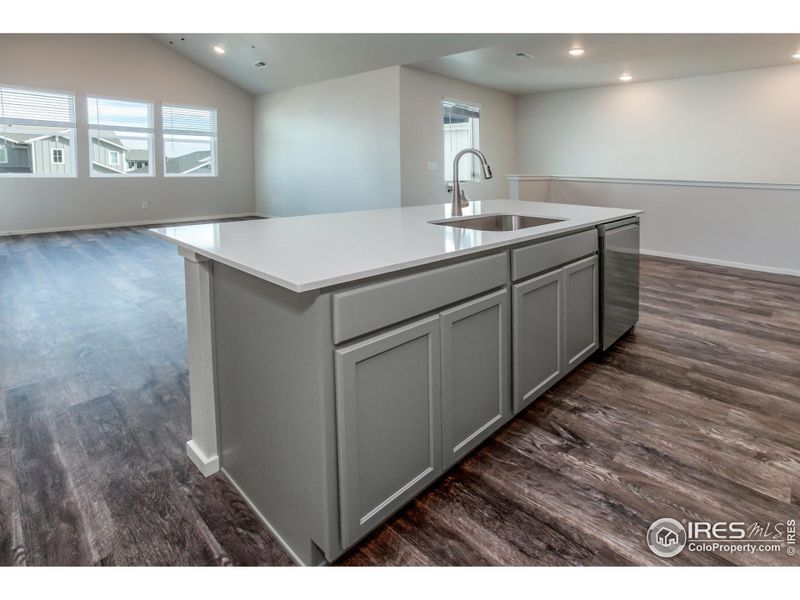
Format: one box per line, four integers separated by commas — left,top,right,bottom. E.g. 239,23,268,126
163,104,217,177
443,99,480,183
88,96,154,177
0,85,77,176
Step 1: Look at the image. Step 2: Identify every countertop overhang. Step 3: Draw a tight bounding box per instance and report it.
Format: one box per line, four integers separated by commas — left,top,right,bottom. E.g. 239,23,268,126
150,200,642,293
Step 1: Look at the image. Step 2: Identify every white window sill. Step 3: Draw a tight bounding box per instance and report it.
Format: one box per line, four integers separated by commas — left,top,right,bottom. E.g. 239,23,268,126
0,173,78,179
163,173,218,178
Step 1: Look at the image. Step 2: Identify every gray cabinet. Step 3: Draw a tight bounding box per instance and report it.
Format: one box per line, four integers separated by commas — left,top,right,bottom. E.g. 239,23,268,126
564,255,599,371
441,289,510,468
512,269,563,412
335,316,442,548
512,254,599,413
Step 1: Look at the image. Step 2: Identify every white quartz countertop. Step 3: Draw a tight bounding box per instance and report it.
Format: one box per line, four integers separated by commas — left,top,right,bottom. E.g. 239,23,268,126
150,200,642,293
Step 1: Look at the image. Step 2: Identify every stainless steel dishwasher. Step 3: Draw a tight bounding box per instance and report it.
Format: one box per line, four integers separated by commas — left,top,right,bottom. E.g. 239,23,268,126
598,217,640,350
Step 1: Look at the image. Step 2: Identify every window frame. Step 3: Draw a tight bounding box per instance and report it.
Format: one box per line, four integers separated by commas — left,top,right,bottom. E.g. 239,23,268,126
86,94,155,179
162,102,219,178
0,83,78,178
51,148,64,164
442,96,481,184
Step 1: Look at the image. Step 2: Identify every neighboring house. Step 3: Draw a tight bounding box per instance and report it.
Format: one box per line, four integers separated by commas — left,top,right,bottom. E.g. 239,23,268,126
126,149,149,172
0,131,72,175
166,150,211,175
0,131,149,175
91,135,129,174
0,132,206,176
0,134,34,173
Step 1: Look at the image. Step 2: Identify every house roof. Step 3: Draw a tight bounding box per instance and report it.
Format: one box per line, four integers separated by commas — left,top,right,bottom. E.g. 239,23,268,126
92,161,126,174
166,150,212,174
95,136,128,151
126,149,149,161
0,130,72,144
0,133,27,144
0,131,136,153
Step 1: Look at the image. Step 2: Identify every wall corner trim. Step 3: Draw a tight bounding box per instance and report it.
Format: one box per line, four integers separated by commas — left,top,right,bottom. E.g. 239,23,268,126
506,174,800,191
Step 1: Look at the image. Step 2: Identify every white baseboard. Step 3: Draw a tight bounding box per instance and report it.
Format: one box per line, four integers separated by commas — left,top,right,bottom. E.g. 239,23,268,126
0,212,260,236
186,440,220,478
640,249,800,278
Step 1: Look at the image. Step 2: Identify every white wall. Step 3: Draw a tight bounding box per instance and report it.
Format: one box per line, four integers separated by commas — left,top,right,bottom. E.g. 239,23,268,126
512,178,800,276
517,64,800,184
514,64,800,276
255,67,401,217
253,66,516,216
0,34,255,234
399,67,517,207
550,180,800,275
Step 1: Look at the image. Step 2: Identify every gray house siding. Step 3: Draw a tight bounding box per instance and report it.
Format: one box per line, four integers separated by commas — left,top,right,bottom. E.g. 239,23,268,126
0,140,33,173
33,136,72,176
1,133,157,176
91,137,127,174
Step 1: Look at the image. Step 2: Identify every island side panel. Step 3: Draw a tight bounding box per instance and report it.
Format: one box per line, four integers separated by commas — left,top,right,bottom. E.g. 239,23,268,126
211,263,341,565
179,247,220,477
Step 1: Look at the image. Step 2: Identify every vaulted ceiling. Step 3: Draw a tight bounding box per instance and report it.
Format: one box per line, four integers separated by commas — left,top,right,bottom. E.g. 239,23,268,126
149,34,525,95
153,33,800,96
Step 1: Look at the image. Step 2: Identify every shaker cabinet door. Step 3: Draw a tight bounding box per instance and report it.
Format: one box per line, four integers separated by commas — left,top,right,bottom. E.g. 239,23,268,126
440,288,510,468
563,255,599,371
335,316,442,549
512,269,563,413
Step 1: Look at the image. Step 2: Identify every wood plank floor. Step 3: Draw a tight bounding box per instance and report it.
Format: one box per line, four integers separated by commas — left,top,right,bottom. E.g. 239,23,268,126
1,226,799,566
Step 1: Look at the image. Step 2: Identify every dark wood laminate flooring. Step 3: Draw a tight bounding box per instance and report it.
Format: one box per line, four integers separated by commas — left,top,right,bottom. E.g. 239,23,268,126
1,226,799,566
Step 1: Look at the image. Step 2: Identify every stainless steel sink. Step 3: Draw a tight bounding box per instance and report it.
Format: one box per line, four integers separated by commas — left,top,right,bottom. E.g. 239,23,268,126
429,213,565,232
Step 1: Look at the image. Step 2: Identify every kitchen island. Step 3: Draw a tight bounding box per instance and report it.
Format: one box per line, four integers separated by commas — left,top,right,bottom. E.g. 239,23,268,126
150,199,642,565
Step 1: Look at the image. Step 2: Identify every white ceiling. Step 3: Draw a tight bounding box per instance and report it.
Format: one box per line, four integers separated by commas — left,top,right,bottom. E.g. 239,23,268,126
153,33,800,97
410,34,800,95
149,33,528,95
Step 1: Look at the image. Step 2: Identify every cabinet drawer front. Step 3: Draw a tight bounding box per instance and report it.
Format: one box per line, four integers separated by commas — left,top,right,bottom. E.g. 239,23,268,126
441,289,511,468
512,269,563,412
335,316,442,549
511,229,597,282
332,252,507,344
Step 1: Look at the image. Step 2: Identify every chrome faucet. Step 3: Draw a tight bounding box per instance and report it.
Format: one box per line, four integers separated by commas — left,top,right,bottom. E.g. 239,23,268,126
451,148,493,217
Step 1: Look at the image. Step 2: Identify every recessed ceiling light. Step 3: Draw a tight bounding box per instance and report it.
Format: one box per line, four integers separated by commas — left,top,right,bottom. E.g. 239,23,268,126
793,52,800,59
569,48,585,56
213,46,226,55
619,74,633,82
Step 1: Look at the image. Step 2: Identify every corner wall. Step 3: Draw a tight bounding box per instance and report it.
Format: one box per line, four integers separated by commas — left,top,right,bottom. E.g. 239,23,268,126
254,67,401,217
516,63,800,184
399,67,517,207
510,176,800,276
514,63,800,276
253,66,517,216
0,34,256,234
